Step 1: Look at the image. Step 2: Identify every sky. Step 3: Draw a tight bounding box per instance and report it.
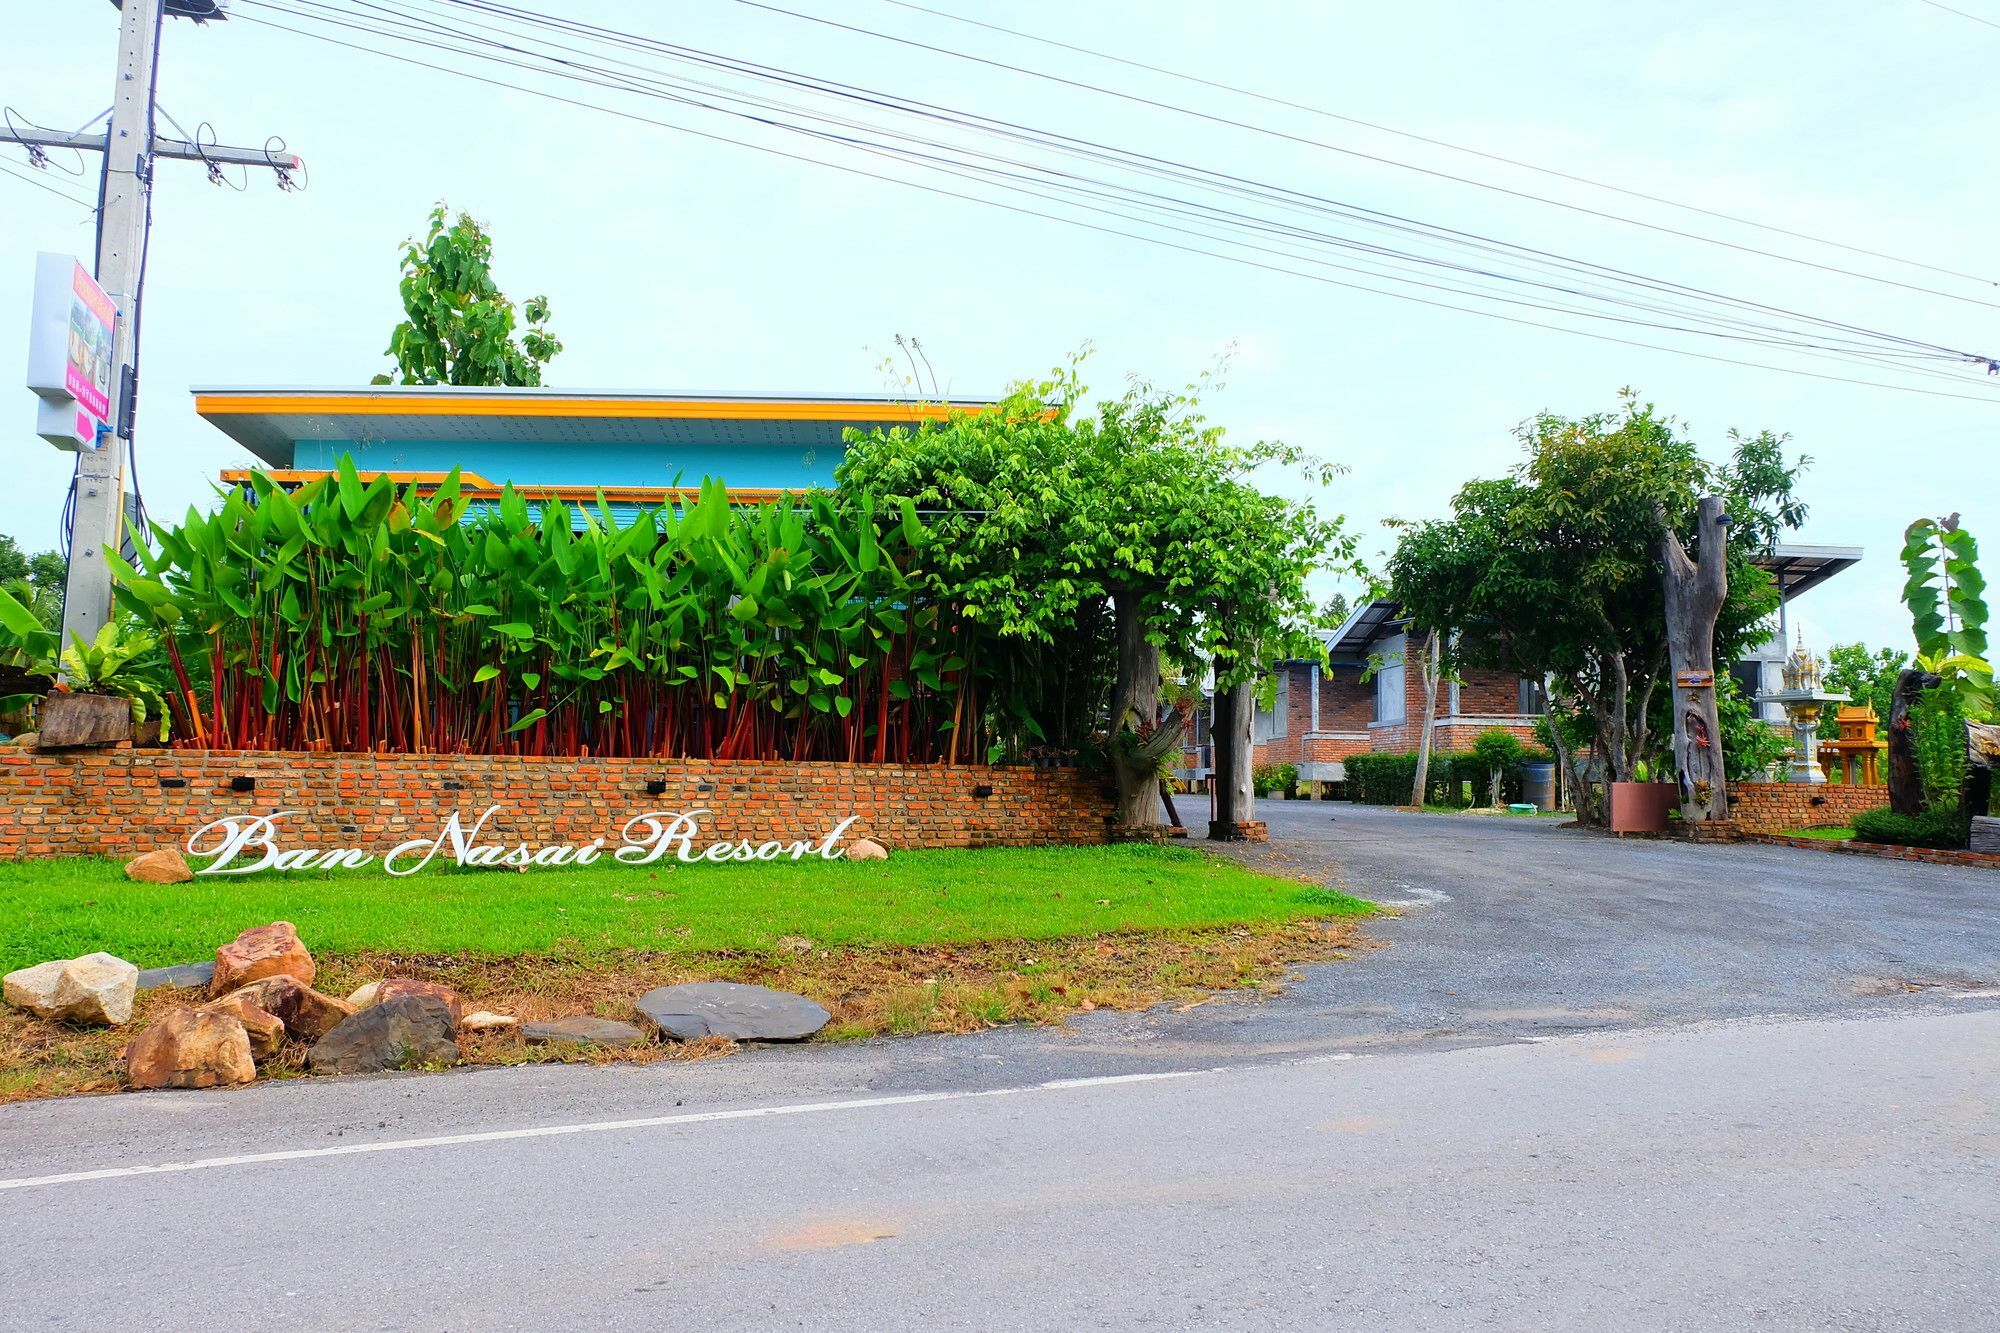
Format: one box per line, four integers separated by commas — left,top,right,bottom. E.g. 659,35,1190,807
3,0,1996,655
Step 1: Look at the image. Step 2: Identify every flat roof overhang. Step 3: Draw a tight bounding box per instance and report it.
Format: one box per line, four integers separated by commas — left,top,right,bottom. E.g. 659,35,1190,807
191,385,1001,468
1751,543,1864,599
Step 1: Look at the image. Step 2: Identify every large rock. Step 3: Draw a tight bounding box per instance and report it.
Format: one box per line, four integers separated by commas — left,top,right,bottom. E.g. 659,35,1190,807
3,952,139,1026
137,961,215,992
633,982,830,1042
124,848,194,885
211,921,315,996
308,996,459,1075
218,975,353,1042
204,992,285,1061
373,978,467,1027
125,1008,256,1089
521,1017,645,1047
845,837,889,862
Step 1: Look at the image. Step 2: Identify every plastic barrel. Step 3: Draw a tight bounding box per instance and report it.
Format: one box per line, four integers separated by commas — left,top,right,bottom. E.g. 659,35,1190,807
1521,761,1557,811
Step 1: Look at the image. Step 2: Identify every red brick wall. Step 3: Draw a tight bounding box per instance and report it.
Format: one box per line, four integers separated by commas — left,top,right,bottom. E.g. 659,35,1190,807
1729,781,1888,834
0,750,1113,860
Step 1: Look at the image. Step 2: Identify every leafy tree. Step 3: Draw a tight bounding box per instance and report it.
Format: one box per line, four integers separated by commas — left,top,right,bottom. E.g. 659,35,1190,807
838,357,1351,828
0,535,65,629
1711,672,1790,781
1817,643,1907,740
1470,727,1524,806
1319,591,1351,628
372,205,563,387
1387,391,1807,824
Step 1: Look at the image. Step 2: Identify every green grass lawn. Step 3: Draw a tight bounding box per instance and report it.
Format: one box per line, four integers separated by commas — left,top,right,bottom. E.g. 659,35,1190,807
0,844,1369,973
1778,827,1854,841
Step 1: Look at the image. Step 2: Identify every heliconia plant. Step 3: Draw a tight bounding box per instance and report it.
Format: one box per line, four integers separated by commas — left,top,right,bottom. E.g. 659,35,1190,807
107,459,1007,762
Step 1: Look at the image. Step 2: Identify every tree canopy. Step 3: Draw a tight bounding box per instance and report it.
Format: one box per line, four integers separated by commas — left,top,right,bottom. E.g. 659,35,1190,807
1386,391,1807,810
838,358,1351,824
372,205,563,387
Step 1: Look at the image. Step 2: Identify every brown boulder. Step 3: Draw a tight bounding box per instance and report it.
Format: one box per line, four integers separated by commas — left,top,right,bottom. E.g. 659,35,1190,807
125,848,194,885
218,975,353,1042
205,992,284,1060
211,921,314,996
308,996,459,1075
845,837,889,862
373,978,466,1027
124,1008,256,1089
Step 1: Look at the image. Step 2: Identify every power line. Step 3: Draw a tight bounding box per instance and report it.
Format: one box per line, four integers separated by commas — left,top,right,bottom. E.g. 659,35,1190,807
310,0,1942,359
0,158,95,210
1915,0,2000,31
726,0,2000,311
375,0,2000,376
879,0,1999,290
246,0,2000,387
229,6,2000,406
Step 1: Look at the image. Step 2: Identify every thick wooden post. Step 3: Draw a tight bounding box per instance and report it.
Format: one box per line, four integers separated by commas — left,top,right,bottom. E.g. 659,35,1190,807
1886,668,1940,815
1660,495,1731,822
1209,676,1255,837
1108,588,1181,830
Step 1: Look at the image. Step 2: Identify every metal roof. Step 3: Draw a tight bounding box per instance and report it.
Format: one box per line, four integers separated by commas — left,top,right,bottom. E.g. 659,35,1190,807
1313,543,1860,665
1323,599,1407,664
1751,543,1864,598
190,386,1001,468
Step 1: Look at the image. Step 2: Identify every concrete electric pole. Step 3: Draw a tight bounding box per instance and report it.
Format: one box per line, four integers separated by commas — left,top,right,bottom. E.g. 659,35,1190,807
5,0,299,652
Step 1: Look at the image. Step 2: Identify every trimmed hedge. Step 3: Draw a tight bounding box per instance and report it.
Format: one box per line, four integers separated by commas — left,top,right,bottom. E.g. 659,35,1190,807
1345,750,1551,807
1851,807,1970,851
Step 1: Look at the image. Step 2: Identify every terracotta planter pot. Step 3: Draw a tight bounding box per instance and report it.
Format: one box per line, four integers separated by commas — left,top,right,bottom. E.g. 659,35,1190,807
1607,781,1677,833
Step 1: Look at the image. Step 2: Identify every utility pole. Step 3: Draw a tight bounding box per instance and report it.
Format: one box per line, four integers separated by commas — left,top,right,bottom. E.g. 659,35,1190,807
5,0,299,652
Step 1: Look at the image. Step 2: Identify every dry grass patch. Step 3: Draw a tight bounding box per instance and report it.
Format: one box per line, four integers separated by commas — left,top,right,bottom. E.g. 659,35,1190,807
0,916,1368,1103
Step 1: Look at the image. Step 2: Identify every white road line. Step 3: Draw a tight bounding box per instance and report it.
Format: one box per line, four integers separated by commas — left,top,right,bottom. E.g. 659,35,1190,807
0,1070,1211,1194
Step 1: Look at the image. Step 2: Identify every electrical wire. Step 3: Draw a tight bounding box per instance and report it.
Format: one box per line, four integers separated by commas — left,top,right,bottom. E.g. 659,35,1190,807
876,0,1999,290
1915,0,2000,31
390,0,2000,366
228,4,2000,404
723,0,2000,310
254,0,2000,394
0,158,95,209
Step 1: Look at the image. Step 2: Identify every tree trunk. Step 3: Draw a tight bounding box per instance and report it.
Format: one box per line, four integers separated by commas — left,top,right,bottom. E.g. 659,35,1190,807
1659,495,1731,822
1887,668,1940,815
1410,629,1442,808
1209,675,1255,836
1109,588,1182,829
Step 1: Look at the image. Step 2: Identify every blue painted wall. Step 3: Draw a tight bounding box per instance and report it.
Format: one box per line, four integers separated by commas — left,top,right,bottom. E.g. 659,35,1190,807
296,436,843,491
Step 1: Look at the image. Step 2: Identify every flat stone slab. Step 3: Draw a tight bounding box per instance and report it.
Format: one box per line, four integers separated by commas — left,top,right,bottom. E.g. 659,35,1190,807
634,982,830,1042
522,1017,645,1047
137,962,215,992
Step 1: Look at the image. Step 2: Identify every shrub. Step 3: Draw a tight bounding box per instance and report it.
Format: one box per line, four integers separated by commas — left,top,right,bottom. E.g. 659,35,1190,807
1344,749,1550,807
1851,807,1971,850
1252,761,1297,794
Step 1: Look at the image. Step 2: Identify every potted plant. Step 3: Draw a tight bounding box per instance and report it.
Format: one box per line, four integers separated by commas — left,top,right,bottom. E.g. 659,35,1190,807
1607,758,1677,833
0,589,170,748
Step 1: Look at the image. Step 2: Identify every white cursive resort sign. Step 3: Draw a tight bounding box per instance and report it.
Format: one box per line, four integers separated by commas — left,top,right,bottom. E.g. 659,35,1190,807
184,807,862,877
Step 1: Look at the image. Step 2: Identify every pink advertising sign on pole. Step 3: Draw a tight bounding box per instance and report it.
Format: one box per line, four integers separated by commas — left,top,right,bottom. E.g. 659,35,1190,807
26,251,117,451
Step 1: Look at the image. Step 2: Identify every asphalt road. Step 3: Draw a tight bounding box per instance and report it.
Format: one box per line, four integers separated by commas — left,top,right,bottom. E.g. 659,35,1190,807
1,803,1995,1329
2,1010,1995,1330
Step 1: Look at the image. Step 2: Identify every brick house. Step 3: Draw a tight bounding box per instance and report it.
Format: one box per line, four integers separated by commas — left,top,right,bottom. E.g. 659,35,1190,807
1247,600,1543,787
1207,542,1859,789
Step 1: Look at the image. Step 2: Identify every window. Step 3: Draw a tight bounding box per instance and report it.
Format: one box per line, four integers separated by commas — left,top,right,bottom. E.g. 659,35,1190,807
1252,669,1289,742
1373,634,1406,724
1516,677,1546,715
